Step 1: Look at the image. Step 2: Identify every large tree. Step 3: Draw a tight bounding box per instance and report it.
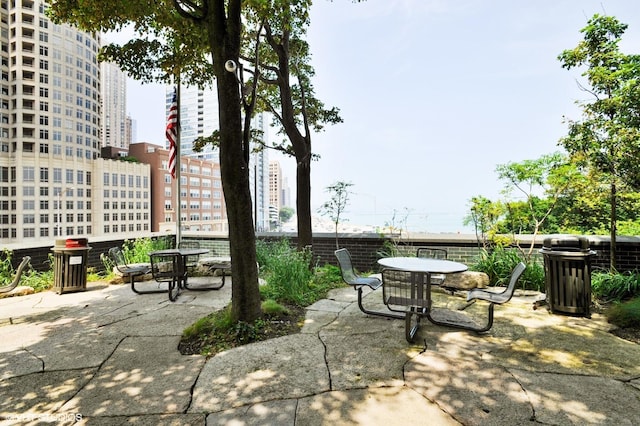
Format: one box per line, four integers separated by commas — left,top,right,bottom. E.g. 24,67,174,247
559,14,640,270
495,152,580,261
242,1,342,250
50,0,262,322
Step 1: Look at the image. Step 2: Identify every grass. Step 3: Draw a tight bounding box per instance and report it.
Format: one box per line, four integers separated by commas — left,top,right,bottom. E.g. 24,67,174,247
592,269,640,302
606,298,640,328
471,246,545,291
179,240,346,357
179,300,306,357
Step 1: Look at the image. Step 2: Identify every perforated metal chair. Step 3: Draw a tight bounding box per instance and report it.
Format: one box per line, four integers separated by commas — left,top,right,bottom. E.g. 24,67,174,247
335,248,403,320
177,240,202,271
108,247,159,295
0,256,31,294
416,247,448,286
460,262,527,332
416,247,448,259
150,252,185,302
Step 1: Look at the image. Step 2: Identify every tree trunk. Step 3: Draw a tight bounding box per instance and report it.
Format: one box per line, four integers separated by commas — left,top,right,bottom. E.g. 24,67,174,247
208,0,261,323
296,155,312,250
610,181,617,271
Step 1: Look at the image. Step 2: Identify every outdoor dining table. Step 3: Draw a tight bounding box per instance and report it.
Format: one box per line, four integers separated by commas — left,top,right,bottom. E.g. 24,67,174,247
378,257,468,277
377,256,468,341
148,248,210,290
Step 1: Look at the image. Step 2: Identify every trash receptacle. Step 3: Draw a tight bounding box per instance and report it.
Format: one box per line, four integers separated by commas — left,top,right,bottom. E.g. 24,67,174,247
540,235,596,317
52,238,91,294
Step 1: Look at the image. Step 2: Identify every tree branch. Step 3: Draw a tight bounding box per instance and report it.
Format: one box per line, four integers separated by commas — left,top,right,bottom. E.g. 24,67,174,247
173,0,208,22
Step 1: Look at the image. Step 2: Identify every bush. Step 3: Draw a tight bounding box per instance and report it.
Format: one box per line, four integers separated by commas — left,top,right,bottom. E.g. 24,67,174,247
606,298,640,328
258,240,314,305
257,239,345,306
0,249,14,286
472,246,544,291
123,236,171,263
0,250,53,292
592,270,640,302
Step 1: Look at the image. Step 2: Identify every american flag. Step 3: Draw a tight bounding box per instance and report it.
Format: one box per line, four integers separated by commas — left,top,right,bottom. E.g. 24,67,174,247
166,90,178,179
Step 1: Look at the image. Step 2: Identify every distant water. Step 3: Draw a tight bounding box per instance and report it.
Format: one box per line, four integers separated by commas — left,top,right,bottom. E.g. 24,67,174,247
284,214,475,234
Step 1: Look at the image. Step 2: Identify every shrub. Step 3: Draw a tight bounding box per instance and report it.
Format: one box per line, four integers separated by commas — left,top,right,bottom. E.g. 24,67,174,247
472,246,544,291
592,270,640,302
606,298,640,328
259,240,314,305
257,240,344,306
122,236,171,264
262,299,289,315
0,249,14,286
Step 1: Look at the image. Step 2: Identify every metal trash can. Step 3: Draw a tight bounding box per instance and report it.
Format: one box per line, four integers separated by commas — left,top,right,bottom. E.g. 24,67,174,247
540,236,596,317
52,239,91,294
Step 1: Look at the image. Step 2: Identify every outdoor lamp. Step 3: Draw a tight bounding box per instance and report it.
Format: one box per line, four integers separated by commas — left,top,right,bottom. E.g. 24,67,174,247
224,60,237,73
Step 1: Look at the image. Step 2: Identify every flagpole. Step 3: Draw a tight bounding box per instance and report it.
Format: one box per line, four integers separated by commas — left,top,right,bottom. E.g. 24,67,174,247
175,80,182,246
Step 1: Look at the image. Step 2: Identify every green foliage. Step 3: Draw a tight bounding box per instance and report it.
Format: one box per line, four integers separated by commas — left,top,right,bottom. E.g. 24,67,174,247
376,240,401,258
261,299,289,315
180,305,266,355
0,249,13,285
0,250,52,292
311,264,343,289
122,237,171,264
279,206,295,223
258,240,314,305
615,220,640,236
558,14,640,268
471,246,544,292
592,270,640,301
257,239,344,306
464,196,505,248
605,298,640,328
100,252,115,278
19,269,53,293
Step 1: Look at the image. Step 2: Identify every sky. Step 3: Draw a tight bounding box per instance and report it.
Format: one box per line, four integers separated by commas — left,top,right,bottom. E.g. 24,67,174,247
121,0,640,234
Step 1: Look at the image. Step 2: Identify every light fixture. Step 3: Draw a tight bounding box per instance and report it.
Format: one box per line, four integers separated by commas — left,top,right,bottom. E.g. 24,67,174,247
224,60,237,73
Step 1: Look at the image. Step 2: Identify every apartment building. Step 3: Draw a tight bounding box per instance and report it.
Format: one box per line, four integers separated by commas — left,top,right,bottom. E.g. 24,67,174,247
269,161,283,221
128,142,227,233
0,1,275,246
165,85,270,232
0,1,152,245
100,61,128,149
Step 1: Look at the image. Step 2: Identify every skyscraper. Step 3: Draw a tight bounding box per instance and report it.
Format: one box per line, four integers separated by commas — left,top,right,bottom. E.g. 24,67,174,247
166,85,219,161
100,61,127,148
165,84,270,231
1,2,150,244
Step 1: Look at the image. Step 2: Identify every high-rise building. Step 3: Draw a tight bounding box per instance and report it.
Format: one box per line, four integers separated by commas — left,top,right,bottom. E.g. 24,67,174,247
165,84,270,231
1,2,151,244
165,85,219,161
250,113,269,232
100,61,127,148
269,161,283,227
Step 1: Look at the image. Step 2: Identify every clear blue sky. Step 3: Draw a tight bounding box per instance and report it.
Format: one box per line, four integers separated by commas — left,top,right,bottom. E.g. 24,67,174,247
124,0,640,233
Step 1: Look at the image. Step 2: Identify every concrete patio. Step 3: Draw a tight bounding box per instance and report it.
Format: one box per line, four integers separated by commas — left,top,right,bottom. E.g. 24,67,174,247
1,277,640,425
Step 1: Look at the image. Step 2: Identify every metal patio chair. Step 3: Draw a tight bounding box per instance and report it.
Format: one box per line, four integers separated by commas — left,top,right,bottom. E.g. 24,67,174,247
459,262,527,332
416,247,449,286
335,248,403,320
177,240,202,271
108,247,161,295
149,252,185,302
